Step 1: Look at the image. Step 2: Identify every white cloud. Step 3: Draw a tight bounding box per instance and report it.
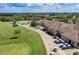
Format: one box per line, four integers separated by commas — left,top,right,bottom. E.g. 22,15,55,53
0,3,79,13
74,4,79,7
26,3,44,7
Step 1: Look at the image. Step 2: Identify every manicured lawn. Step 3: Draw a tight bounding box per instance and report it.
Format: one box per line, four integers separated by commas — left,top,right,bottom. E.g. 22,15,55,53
0,21,46,55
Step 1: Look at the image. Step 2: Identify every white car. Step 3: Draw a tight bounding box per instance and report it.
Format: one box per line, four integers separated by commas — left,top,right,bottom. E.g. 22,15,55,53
61,40,65,43
64,43,68,45
60,42,72,49
62,45,67,50
64,43,72,48
54,40,60,44
67,44,72,48
56,37,59,40
59,43,63,48
50,52,54,55
68,44,71,47
58,38,65,43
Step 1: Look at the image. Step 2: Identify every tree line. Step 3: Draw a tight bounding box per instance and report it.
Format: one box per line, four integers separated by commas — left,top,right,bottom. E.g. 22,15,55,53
0,13,79,24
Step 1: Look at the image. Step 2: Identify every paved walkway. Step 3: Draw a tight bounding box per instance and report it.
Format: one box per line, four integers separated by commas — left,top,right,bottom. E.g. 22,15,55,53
22,25,79,55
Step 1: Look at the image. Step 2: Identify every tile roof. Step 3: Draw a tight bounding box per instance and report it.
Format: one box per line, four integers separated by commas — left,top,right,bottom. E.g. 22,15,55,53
39,20,79,43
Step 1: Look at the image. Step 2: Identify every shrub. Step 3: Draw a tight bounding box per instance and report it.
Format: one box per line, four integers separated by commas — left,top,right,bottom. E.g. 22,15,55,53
31,20,38,27
14,29,21,38
13,20,18,27
73,52,79,55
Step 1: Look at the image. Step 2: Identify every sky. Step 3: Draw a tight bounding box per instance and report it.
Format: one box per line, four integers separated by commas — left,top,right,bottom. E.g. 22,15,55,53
0,3,79,13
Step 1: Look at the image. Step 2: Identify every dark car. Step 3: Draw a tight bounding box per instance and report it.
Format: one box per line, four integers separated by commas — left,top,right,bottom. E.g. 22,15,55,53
53,47,58,52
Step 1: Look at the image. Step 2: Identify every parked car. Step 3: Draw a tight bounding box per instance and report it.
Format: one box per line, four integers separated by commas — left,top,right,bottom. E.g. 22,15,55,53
64,43,72,49
58,38,65,43
61,45,67,50
64,43,68,45
50,52,54,55
56,37,59,40
67,44,72,49
54,40,60,44
53,47,58,52
59,43,63,48
53,36,57,39
59,42,72,49
61,40,65,43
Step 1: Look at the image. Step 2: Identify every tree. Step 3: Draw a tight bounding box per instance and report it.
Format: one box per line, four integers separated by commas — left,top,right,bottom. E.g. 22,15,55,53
12,18,18,27
14,29,21,38
0,16,6,22
13,19,16,27
30,14,38,27
72,15,77,24
31,20,38,27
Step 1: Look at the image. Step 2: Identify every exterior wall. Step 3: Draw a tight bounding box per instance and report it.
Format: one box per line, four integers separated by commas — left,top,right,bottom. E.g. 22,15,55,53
61,35,66,40
71,41,74,46
73,42,77,48
66,39,69,43
50,30,55,35
77,43,79,49
54,31,60,37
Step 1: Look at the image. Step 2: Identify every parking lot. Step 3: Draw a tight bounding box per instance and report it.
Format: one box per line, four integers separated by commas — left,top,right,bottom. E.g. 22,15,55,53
53,37,73,50
42,29,79,55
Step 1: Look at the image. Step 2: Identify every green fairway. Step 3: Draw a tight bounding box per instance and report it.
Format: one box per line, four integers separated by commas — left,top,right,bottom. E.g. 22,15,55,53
0,21,46,55
17,20,31,25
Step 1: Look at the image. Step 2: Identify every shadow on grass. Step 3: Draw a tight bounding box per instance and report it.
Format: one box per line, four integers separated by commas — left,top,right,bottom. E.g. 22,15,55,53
10,37,18,39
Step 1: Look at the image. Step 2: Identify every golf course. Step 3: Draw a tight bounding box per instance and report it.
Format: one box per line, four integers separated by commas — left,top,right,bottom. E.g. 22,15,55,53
0,21,46,55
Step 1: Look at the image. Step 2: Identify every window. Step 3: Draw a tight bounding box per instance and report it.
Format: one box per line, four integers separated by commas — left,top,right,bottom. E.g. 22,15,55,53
69,39,71,44
72,41,74,45
77,43,79,46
